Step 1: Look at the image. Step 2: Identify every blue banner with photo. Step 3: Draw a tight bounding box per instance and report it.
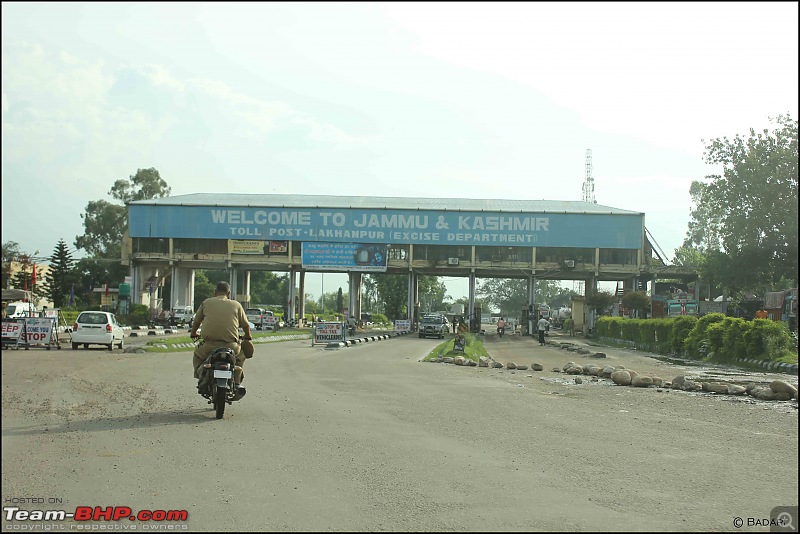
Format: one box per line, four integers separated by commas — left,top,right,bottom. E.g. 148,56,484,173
302,243,388,272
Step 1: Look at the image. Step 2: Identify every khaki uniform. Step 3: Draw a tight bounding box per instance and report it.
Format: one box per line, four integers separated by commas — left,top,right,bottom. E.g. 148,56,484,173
192,296,249,384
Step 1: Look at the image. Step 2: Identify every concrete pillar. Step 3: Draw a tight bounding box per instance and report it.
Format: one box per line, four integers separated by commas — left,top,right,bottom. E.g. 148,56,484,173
348,272,361,319
528,274,535,335
229,268,237,301
469,272,476,329
287,269,297,320
298,271,306,321
169,266,195,310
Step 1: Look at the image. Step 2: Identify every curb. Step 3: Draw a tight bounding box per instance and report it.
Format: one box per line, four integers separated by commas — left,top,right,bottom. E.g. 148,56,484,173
325,330,411,350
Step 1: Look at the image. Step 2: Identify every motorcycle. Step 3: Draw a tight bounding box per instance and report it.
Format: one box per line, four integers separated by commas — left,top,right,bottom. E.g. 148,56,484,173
497,326,505,337
347,323,357,337
198,346,246,419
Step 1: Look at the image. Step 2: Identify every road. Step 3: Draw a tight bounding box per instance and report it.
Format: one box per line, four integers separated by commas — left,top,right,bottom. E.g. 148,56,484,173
1,330,797,532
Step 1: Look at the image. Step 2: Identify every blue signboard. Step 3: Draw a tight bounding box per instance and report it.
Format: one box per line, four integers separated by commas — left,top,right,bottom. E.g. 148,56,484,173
302,243,388,272
129,205,643,249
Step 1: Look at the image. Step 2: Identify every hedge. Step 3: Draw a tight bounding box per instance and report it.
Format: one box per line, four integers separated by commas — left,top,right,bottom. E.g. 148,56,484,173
595,315,794,363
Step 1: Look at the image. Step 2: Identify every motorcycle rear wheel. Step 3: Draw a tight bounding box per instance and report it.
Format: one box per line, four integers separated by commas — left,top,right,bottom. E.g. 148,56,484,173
214,386,226,419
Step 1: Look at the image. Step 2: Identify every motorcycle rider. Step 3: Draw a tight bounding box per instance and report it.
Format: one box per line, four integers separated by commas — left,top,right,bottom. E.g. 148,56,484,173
347,315,358,336
496,317,506,335
190,281,252,396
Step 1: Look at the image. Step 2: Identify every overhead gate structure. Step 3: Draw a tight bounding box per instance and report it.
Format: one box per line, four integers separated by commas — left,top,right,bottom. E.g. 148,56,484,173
124,194,699,329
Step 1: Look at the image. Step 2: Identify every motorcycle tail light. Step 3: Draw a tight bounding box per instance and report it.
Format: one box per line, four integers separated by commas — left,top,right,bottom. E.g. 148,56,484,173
219,363,229,370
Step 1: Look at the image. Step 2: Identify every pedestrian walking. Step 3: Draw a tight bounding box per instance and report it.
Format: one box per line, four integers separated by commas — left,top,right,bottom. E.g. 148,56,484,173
537,315,550,346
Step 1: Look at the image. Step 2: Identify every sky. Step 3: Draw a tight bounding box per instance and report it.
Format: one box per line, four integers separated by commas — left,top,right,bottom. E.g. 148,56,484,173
2,2,798,302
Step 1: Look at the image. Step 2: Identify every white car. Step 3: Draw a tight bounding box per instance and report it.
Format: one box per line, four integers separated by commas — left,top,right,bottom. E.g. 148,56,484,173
71,311,125,351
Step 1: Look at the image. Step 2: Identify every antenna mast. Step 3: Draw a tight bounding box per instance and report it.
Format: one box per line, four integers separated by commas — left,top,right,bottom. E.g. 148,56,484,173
582,149,596,204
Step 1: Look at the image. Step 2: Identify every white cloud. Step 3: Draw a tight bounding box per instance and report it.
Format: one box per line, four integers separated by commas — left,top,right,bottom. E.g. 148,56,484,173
381,3,799,155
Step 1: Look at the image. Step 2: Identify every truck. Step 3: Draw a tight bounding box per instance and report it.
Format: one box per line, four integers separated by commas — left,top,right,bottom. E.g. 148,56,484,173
651,282,699,318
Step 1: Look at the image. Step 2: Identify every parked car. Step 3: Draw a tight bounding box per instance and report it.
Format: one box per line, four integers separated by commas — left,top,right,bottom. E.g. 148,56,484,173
418,314,451,339
245,308,276,330
4,301,37,318
170,306,195,326
71,311,125,351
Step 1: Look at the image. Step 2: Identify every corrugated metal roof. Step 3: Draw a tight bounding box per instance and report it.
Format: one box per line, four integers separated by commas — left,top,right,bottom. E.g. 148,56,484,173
129,193,642,215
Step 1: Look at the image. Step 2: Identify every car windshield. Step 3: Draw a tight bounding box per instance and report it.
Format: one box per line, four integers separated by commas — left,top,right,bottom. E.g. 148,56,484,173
422,316,442,323
246,309,262,315
78,313,109,324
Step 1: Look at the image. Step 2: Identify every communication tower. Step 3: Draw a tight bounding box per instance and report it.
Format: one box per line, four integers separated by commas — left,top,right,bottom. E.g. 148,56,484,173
582,149,596,204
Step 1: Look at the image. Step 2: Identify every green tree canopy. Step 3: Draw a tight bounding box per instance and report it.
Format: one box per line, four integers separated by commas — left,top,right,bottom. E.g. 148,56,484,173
2,241,22,289
585,291,616,315
372,274,409,320
45,239,76,308
76,167,171,262
685,115,798,293
477,278,576,317
621,291,650,318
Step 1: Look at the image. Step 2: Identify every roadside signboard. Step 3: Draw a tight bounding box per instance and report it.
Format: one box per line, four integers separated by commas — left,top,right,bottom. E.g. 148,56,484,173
314,322,345,345
20,318,55,345
394,320,411,332
1,320,23,344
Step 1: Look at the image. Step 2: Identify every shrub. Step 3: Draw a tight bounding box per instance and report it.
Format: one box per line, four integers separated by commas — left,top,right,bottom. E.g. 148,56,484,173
721,317,750,361
684,313,725,357
596,317,622,338
670,316,698,354
637,322,656,345
123,304,150,326
703,323,726,359
744,319,793,361
621,320,639,342
653,319,672,351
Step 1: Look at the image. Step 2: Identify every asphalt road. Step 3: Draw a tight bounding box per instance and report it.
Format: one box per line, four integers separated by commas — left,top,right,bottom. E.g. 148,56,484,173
1,331,797,532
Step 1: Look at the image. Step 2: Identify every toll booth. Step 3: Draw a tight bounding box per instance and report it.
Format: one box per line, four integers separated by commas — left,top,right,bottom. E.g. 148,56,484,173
521,306,530,336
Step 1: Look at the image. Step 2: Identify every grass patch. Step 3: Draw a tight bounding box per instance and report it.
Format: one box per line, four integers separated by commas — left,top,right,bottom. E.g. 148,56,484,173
421,333,489,363
774,351,799,365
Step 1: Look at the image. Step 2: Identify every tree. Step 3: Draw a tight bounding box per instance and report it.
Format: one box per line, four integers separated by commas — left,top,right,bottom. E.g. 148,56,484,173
108,168,172,203
45,239,76,307
193,271,216,308
372,274,409,320
249,272,289,306
75,168,172,285
2,241,22,289
418,275,447,312
621,291,650,318
685,114,798,292
11,252,48,301
585,291,616,316
362,275,377,311
477,278,576,316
